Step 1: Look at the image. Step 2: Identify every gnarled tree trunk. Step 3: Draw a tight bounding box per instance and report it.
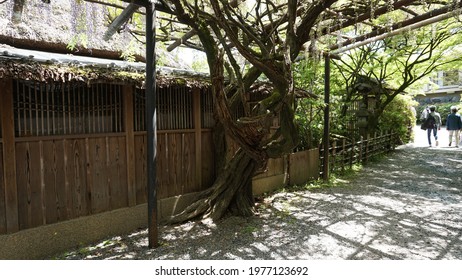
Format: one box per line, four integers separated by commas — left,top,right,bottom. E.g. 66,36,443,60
169,148,258,223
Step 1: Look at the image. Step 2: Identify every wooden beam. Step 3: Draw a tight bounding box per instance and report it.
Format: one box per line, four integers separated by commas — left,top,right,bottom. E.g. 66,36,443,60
332,6,462,54
193,88,202,189
123,85,137,207
0,34,146,62
104,3,139,41
166,30,198,52
318,0,419,37
331,2,462,52
0,78,19,233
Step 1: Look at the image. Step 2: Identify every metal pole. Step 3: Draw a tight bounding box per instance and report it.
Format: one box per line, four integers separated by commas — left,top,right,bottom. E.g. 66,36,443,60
322,54,330,181
145,1,158,248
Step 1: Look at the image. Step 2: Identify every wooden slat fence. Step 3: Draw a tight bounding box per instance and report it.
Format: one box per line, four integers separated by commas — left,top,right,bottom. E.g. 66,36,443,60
0,79,216,234
319,130,400,176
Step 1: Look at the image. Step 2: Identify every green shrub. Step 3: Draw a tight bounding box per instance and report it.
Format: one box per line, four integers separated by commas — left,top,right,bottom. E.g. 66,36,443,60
379,94,417,143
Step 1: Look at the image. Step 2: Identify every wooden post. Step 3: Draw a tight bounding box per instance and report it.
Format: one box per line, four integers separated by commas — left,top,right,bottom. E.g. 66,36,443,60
350,138,354,168
331,141,336,173
365,134,370,162
322,54,330,181
342,138,346,172
193,88,202,188
123,85,136,206
0,78,19,233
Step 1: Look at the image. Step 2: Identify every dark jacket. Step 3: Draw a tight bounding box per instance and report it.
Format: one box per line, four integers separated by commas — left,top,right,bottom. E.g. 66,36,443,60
446,113,462,130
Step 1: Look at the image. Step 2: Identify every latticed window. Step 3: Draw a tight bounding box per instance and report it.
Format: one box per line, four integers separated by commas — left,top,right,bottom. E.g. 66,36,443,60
200,88,214,128
13,80,123,137
134,86,206,131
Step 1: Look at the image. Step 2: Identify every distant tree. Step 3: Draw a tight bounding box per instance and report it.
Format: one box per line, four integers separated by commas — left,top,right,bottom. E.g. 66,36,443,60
332,18,462,136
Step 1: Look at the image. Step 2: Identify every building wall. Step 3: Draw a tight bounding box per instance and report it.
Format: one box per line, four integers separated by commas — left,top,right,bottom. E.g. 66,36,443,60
0,78,215,234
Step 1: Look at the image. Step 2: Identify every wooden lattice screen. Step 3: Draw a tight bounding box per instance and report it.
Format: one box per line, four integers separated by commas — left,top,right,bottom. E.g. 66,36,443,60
134,86,214,131
13,80,123,137
201,88,214,128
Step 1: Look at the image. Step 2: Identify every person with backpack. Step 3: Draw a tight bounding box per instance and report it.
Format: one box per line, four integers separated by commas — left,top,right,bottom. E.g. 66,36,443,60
446,106,462,148
423,105,442,147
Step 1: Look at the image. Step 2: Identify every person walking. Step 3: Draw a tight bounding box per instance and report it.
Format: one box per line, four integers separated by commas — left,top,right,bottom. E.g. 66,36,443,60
420,105,429,121
446,106,462,148
423,105,442,147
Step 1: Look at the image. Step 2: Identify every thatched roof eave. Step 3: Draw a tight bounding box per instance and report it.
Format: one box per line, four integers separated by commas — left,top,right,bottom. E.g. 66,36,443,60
0,58,211,89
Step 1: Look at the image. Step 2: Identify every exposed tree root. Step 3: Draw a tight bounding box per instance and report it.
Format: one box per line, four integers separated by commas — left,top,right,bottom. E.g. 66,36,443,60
168,149,257,224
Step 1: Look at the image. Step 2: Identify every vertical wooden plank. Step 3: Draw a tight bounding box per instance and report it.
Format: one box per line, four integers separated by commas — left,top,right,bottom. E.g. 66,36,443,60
108,137,128,210
96,84,101,133
109,84,114,132
30,142,42,228
15,142,29,230
183,133,194,193
193,88,202,189
118,85,123,132
71,139,88,217
16,141,43,230
0,78,19,233
63,138,72,219
157,133,169,199
39,83,45,136
123,85,136,206
44,84,49,135
0,141,5,234
42,140,56,224
84,138,93,214
176,133,184,195
201,131,215,189
87,137,110,214
54,140,67,222
61,84,66,135
167,133,177,197
16,81,22,137
134,134,147,204
28,84,33,135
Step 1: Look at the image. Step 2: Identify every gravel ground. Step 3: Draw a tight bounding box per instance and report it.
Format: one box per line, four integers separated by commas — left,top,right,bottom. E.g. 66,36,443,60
54,127,462,260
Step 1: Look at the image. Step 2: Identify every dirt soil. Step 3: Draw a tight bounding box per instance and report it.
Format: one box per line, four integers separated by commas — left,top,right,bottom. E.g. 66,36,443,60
55,126,462,260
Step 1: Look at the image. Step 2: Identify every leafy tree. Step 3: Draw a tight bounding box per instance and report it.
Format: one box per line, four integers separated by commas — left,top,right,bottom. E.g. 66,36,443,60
332,18,462,137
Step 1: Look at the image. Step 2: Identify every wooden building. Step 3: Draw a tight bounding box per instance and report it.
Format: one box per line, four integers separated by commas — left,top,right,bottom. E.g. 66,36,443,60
0,46,216,236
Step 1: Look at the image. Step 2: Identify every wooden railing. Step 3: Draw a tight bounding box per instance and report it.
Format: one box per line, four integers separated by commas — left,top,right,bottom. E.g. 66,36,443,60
319,130,400,177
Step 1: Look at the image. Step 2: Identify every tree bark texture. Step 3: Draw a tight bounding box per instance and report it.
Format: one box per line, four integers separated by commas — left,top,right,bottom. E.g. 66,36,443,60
168,149,257,223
